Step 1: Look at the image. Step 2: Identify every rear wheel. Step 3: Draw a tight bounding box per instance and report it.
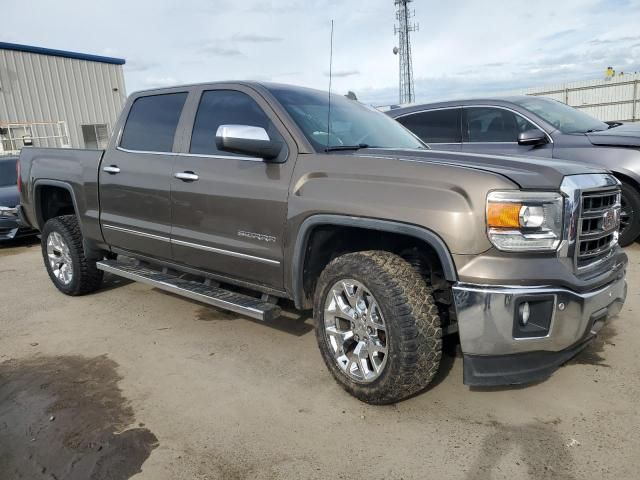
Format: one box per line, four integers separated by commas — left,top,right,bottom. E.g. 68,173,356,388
314,251,442,404
619,182,640,247
41,215,103,295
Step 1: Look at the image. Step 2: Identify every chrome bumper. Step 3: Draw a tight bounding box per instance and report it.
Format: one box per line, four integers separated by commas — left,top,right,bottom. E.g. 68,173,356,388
453,273,627,356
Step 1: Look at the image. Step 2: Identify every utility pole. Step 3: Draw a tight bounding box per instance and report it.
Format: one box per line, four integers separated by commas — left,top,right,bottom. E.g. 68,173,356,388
393,0,418,104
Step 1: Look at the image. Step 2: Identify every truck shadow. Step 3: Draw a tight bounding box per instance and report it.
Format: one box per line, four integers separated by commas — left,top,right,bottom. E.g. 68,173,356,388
466,420,576,480
154,290,314,337
0,235,40,254
98,273,135,292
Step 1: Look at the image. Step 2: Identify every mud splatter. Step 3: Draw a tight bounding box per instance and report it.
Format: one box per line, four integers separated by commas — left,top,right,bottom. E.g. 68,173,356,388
0,355,158,480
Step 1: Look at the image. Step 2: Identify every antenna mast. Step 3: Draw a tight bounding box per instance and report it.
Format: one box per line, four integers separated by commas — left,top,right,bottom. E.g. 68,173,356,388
393,0,418,104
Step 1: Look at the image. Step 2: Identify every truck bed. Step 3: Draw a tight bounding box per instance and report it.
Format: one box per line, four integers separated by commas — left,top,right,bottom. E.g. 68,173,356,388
18,147,105,233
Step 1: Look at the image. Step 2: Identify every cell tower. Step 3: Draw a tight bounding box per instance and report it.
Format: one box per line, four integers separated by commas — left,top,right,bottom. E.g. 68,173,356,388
393,0,418,104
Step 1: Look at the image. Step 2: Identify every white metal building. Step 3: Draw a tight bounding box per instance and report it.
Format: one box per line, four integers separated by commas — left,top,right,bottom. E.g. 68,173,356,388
514,73,640,123
0,42,127,154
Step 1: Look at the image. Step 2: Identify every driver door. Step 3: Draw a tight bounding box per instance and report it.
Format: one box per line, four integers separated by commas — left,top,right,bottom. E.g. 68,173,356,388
170,86,297,289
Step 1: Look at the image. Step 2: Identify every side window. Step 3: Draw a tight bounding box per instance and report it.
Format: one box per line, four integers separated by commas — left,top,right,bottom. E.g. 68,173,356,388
466,107,539,143
190,90,276,156
120,93,187,152
396,109,461,144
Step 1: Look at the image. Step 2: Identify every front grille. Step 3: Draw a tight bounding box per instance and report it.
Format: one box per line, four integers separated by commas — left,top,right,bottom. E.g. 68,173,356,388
576,189,621,268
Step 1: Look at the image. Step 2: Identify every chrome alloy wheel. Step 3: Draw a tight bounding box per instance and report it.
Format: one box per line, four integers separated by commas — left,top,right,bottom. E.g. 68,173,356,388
323,279,388,383
46,232,73,285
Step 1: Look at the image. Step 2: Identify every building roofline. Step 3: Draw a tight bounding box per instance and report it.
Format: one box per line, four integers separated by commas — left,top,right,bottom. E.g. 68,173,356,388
0,41,125,65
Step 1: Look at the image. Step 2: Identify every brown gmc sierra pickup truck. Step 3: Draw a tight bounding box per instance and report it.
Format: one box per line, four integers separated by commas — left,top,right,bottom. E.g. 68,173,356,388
18,82,628,404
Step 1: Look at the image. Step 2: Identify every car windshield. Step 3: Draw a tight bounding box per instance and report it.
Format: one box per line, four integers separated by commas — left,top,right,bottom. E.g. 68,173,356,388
512,97,609,134
0,158,17,187
268,86,426,151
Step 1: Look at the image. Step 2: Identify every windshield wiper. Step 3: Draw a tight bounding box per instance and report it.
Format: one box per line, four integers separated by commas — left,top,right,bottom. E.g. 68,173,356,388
324,143,370,152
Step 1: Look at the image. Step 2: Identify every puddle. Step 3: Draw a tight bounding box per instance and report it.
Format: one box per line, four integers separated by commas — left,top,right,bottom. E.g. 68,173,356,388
0,355,158,480
568,324,617,367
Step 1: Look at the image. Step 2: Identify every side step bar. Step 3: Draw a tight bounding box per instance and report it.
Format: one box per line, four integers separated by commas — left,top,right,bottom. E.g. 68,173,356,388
96,260,281,321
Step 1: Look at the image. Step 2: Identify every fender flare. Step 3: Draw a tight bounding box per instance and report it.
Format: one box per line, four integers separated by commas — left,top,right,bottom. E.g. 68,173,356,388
32,180,103,259
290,214,458,309
33,179,81,230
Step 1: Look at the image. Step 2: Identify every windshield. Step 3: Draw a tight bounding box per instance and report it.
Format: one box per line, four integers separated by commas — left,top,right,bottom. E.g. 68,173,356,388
268,86,426,151
0,158,17,187
512,97,609,134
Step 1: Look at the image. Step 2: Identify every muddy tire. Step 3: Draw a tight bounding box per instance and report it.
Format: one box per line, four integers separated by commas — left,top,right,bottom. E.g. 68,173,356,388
314,250,442,404
619,182,640,247
41,215,103,296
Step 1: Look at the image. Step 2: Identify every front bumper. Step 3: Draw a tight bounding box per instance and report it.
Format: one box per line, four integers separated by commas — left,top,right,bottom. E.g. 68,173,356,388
453,271,627,386
0,206,37,241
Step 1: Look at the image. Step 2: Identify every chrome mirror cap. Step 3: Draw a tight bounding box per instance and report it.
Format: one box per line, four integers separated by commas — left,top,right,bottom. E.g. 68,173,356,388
215,124,283,161
216,124,270,142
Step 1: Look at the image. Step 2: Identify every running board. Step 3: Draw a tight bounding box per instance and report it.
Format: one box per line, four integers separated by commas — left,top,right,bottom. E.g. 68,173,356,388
96,260,281,321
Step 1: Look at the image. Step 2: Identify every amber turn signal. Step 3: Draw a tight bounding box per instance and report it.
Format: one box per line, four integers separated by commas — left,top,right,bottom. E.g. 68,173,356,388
487,202,522,228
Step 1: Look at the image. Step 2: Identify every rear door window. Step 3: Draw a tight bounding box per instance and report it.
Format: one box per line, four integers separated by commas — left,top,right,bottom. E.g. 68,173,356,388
120,92,188,152
396,108,462,144
465,107,538,143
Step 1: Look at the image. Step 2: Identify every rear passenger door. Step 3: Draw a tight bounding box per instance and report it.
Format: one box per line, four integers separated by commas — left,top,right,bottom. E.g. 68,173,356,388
99,91,188,260
170,85,296,290
461,106,552,157
395,108,462,151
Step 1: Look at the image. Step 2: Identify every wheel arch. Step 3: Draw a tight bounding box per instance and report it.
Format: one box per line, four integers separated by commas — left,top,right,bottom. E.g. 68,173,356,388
33,180,105,260
290,214,458,309
33,180,79,230
612,170,640,192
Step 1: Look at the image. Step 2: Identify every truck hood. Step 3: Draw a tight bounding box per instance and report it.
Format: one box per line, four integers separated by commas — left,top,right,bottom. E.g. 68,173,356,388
587,123,640,147
357,148,607,189
0,185,19,208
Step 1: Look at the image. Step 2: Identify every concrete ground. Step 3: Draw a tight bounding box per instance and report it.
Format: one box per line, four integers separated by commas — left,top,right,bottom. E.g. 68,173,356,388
0,238,638,480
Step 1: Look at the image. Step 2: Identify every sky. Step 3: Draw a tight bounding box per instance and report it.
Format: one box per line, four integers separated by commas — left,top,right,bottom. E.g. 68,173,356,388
3,0,640,106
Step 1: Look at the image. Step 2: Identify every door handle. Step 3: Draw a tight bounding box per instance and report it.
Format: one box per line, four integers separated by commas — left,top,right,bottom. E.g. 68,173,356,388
103,165,121,174
174,171,199,182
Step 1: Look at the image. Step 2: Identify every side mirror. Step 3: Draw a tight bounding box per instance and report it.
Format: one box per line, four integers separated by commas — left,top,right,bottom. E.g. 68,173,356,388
215,125,283,161
518,129,548,146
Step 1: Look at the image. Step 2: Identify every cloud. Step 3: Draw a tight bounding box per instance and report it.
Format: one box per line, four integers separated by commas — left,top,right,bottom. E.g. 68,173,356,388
125,60,157,73
200,45,243,56
143,76,180,88
232,33,282,43
325,69,360,78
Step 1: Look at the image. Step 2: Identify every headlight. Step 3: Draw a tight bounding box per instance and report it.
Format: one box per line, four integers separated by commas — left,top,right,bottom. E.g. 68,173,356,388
486,191,564,252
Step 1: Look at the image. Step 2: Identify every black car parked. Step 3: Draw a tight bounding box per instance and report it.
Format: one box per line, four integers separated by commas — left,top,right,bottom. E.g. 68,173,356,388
387,96,640,246
0,155,33,241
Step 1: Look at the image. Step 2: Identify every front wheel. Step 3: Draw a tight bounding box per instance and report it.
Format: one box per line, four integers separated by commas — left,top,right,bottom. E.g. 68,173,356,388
41,215,103,295
314,251,442,404
619,182,640,247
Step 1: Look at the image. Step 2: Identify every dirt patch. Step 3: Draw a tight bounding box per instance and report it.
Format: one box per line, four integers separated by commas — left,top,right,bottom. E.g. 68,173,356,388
466,419,576,480
0,355,158,480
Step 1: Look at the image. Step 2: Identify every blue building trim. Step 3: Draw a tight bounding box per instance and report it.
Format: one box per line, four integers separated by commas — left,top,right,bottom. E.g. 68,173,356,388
0,42,126,65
